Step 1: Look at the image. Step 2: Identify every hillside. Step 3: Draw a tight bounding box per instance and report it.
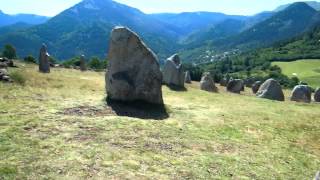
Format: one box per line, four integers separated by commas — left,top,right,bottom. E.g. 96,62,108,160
0,61,320,179
0,10,48,27
273,59,320,87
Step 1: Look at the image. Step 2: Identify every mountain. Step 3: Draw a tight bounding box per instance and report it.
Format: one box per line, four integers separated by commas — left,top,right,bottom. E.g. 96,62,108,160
0,10,49,27
0,22,33,35
221,2,320,50
0,0,181,60
275,1,320,11
150,12,247,36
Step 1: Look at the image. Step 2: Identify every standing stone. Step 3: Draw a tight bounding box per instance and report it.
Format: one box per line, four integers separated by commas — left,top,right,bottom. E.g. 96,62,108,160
290,85,312,103
227,79,244,94
80,55,87,71
315,171,320,180
200,72,218,92
220,78,228,87
252,81,262,94
185,71,191,84
162,54,185,87
314,88,320,102
106,27,163,104
256,79,285,101
39,44,50,73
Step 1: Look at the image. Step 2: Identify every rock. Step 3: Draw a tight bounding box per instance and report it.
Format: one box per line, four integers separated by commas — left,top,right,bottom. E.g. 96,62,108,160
80,55,87,71
39,44,50,73
314,88,320,102
252,81,262,94
220,78,228,87
0,62,7,68
200,72,218,92
2,75,11,82
185,71,191,84
244,77,256,87
315,171,320,180
106,27,163,104
290,85,312,103
0,68,8,78
227,79,244,94
256,79,285,101
162,54,185,87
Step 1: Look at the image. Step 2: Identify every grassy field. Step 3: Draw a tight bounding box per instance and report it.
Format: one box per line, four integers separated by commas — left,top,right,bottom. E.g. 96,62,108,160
0,62,320,179
272,59,320,88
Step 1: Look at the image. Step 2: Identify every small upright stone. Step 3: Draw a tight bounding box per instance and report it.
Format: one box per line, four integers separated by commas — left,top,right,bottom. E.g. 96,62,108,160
39,44,50,73
314,88,320,102
80,55,87,71
106,27,163,104
290,85,312,103
227,79,244,94
315,171,320,180
256,79,285,101
200,72,218,92
162,54,185,88
252,81,262,94
185,71,191,84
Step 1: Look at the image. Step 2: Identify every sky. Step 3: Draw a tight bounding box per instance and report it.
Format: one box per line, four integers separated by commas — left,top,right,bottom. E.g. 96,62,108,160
0,0,315,17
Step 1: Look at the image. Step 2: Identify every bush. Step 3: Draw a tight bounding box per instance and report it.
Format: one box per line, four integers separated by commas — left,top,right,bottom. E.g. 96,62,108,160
88,57,107,70
10,71,26,85
2,44,17,59
24,55,37,64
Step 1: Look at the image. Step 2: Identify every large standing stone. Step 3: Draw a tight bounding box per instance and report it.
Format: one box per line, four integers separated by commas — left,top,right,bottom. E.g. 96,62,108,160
200,72,218,92
106,27,163,104
256,79,285,101
252,81,262,94
80,55,87,71
39,44,50,73
185,71,191,84
314,88,320,102
290,85,312,103
227,79,244,94
162,54,185,87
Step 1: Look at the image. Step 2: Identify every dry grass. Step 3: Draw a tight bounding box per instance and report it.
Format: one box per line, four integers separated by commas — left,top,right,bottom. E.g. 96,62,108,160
0,61,319,179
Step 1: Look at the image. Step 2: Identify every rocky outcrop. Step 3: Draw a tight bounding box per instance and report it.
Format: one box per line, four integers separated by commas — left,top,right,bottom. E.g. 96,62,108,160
185,71,191,84
290,85,312,103
0,57,15,68
0,68,11,82
200,72,218,92
256,79,285,101
106,27,163,104
252,81,262,94
162,54,185,87
80,55,87,71
227,79,244,94
39,44,50,73
314,88,320,102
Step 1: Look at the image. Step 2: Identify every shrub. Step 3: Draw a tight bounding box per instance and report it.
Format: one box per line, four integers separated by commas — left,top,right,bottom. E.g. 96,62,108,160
24,55,37,64
2,44,17,59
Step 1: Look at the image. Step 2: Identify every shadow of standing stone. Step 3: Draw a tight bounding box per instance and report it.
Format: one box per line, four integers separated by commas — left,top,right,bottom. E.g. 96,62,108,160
106,97,169,120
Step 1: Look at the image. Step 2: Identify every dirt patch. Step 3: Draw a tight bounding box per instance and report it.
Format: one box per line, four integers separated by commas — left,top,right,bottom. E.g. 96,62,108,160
61,105,115,117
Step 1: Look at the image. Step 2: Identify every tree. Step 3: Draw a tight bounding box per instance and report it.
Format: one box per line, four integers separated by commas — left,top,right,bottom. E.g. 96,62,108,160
2,44,17,59
88,57,107,70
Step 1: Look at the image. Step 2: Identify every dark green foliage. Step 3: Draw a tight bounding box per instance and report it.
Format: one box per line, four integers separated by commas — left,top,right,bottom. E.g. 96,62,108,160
23,55,36,64
88,57,107,71
62,57,80,68
2,44,17,59
182,63,204,81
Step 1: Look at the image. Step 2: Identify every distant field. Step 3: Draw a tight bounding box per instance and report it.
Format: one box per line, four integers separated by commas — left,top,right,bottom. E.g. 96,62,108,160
272,59,320,88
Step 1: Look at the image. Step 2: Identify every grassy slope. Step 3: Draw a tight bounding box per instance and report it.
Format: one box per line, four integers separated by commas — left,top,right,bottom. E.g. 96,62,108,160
0,62,320,179
272,59,320,88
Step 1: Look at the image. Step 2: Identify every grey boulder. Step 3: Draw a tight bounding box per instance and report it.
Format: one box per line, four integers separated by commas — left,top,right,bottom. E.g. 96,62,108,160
200,72,218,92
314,88,320,102
80,55,87,71
256,79,285,101
227,79,244,94
162,54,185,87
185,71,191,84
252,81,262,94
290,85,312,103
106,27,163,104
39,44,50,73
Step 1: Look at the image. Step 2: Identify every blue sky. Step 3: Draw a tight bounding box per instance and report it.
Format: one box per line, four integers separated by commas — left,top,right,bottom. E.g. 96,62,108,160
0,0,315,16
